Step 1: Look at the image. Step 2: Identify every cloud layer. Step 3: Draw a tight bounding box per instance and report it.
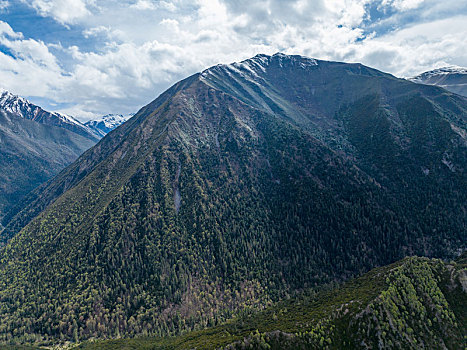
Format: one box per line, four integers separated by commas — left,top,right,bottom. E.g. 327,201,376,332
0,0,466,120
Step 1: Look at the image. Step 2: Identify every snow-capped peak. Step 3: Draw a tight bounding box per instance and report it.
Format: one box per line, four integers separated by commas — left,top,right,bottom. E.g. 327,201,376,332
85,113,134,137
0,88,97,140
201,53,319,82
53,111,84,127
411,66,467,82
409,65,467,98
87,114,132,129
0,89,35,117
426,66,467,74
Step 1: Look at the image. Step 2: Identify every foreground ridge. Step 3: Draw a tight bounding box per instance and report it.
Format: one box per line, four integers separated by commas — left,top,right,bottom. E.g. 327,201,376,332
75,257,466,349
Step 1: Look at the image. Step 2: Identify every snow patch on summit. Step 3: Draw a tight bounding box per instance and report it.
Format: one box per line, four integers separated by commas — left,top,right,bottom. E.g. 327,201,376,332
201,53,319,80
0,89,37,118
85,113,134,137
0,88,95,138
409,65,467,97
412,66,467,81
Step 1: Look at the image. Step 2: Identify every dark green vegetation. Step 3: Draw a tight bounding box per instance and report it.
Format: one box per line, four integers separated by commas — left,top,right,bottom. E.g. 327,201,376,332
74,257,466,349
0,108,97,223
0,54,466,346
4,257,463,349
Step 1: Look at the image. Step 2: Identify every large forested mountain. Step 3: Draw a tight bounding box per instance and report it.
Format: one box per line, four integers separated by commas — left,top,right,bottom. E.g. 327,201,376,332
0,53,465,345
0,90,98,219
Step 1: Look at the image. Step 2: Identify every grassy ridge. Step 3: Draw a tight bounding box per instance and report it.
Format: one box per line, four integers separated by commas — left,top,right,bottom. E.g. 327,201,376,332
76,257,466,349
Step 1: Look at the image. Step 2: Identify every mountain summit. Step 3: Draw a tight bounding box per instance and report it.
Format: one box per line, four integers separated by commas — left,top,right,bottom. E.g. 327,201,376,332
410,66,467,97
0,89,97,140
85,113,134,137
0,54,465,344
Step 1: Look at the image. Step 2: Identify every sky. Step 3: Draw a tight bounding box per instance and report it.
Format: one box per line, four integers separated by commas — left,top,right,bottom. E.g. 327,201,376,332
0,0,466,121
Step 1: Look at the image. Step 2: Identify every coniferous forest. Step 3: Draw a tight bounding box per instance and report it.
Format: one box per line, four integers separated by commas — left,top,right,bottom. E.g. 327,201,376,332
0,54,465,348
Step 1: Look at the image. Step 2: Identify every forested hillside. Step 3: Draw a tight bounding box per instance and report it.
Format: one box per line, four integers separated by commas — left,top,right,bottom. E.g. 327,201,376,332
3,256,462,349
76,257,466,350
0,54,465,345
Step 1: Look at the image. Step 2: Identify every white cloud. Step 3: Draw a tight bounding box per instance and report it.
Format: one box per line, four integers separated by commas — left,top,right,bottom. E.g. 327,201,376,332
0,26,66,97
160,1,177,11
22,0,91,25
82,26,110,38
0,0,465,120
381,0,425,11
0,21,23,39
82,26,124,41
0,21,60,73
129,0,177,11
326,0,371,27
0,0,9,11
356,16,467,76
130,0,157,10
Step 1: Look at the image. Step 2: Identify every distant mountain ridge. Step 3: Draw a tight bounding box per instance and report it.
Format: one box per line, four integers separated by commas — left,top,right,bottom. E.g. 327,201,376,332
410,66,467,97
0,89,98,141
0,89,133,139
85,113,134,137
0,89,98,219
0,89,131,224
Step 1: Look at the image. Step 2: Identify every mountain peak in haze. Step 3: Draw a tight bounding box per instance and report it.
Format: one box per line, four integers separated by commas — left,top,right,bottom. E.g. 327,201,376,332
410,66,467,97
84,113,134,137
412,65,467,78
0,89,98,217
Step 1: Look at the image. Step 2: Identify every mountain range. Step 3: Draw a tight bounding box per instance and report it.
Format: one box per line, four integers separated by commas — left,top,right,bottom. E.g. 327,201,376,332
0,90,99,219
411,66,467,97
0,53,465,347
0,89,97,139
85,114,134,138
0,90,134,221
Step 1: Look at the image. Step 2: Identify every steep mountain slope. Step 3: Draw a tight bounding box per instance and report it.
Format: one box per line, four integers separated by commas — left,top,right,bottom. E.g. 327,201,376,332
77,256,467,350
0,91,99,220
85,114,134,138
0,54,465,345
410,66,467,97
